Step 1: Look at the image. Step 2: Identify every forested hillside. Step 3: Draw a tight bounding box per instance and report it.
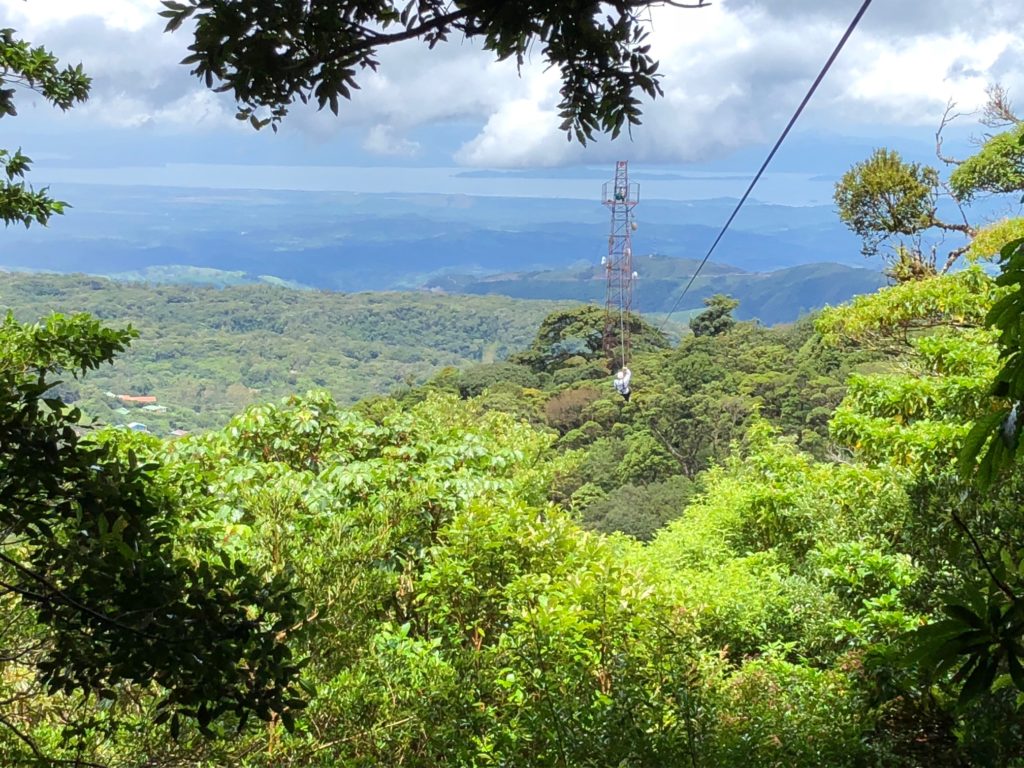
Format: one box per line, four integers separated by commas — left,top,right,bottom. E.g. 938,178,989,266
405,304,879,540
0,273,570,432
7,7,1024,768
0,261,882,434
426,256,886,325
7,258,1024,765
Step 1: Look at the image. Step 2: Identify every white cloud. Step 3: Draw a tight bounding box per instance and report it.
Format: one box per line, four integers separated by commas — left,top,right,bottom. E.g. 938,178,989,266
454,99,579,167
1,0,221,131
284,45,529,138
363,125,421,157
1,0,158,31
845,31,1016,120
449,1,1024,166
81,88,230,129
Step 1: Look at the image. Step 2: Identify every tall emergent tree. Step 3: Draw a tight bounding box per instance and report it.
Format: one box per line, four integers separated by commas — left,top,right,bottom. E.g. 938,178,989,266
835,86,1024,282
0,28,90,227
159,0,708,141
510,305,669,373
833,148,974,280
689,294,739,337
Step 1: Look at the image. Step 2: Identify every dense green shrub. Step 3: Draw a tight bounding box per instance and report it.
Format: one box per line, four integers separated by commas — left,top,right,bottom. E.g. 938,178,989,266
580,474,694,540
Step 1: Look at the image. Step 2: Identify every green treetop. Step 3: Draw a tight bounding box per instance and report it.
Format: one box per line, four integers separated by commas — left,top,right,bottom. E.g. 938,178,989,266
833,148,975,279
689,294,739,337
835,90,1024,282
511,305,669,374
949,123,1024,201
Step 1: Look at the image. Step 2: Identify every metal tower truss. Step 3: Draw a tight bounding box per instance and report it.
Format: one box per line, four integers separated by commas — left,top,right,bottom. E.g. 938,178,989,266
602,160,639,369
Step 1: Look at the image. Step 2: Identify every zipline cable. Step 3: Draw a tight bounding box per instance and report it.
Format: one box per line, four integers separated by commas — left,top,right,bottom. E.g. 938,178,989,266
619,291,627,367
658,0,874,332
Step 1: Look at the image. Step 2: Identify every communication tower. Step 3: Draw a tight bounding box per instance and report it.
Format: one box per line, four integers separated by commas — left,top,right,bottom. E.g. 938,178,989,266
602,160,639,369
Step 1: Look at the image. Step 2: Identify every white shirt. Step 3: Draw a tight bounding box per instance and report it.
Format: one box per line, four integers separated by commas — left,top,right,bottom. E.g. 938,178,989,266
613,368,631,394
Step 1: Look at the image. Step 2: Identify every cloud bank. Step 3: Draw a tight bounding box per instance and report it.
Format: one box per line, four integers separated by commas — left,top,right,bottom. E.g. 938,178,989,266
2,0,1022,167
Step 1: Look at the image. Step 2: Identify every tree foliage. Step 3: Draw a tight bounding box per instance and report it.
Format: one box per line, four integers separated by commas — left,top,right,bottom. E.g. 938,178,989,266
818,250,1024,721
836,114,1024,281
0,28,90,227
949,123,1024,201
816,267,995,352
158,0,706,142
0,272,564,433
689,293,739,337
957,234,1024,491
0,313,308,755
510,305,669,374
7,279,1024,763
966,217,1024,262
833,148,944,268
835,149,940,253
22,7,1024,764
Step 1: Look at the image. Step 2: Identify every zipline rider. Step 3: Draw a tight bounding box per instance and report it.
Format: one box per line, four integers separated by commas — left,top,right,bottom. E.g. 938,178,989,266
613,367,632,402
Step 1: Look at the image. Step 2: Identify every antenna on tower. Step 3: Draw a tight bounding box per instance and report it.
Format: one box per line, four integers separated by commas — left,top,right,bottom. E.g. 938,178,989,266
602,161,639,370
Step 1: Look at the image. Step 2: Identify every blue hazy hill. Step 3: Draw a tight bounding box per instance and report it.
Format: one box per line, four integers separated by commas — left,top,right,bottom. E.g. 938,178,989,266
1,184,871,290
425,256,886,326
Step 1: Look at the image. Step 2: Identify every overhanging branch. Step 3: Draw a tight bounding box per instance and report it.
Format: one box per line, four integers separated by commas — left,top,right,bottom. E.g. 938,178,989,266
0,552,158,640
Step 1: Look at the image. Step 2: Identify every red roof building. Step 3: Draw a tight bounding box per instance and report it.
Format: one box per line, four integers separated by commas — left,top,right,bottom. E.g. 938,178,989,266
117,395,158,405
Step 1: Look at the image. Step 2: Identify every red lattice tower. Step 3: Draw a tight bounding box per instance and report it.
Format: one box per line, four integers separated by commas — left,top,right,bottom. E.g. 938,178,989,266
602,160,639,369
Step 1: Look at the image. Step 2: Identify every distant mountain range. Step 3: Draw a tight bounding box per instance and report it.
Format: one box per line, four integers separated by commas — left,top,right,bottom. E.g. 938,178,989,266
0,183,891,323
422,256,886,325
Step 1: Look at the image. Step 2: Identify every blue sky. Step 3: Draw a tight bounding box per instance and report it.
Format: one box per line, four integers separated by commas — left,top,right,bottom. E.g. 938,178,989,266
1,0,1022,204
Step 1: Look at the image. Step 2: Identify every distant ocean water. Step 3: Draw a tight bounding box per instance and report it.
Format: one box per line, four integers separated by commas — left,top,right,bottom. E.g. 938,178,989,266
33,164,836,206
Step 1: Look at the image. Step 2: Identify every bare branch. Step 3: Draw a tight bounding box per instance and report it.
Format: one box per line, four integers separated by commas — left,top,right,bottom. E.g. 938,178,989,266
0,553,159,640
931,218,976,237
930,213,975,274
951,504,1019,604
626,0,711,7
644,418,691,473
936,99,968,166
0,640,46,663
345,9,472,53
980,83,1020,128
938,177,974,230
939,243,971,275
0,711,108,767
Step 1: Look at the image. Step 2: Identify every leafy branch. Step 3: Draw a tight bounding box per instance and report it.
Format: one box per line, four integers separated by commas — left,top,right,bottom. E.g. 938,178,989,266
158,0,706,141
0,28,90,228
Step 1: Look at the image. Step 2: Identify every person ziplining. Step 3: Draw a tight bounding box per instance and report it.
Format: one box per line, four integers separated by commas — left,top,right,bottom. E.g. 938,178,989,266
613,366,632,402
596,0,873,404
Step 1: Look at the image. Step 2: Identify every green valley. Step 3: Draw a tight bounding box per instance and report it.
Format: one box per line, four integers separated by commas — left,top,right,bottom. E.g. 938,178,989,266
0,272,571,432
